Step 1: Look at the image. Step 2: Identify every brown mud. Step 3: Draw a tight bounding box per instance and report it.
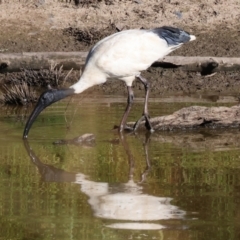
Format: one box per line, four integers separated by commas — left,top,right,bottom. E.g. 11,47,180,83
1,0,240,97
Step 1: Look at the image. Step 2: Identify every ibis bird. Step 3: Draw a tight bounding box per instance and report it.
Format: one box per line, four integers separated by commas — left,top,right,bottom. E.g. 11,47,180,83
23,26,196,138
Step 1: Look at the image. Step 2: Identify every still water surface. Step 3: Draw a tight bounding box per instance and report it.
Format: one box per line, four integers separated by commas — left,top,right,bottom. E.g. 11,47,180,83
0,94,240,240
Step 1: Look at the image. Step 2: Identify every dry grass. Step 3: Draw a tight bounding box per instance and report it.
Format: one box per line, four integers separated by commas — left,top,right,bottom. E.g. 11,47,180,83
1,82,37,105
4,64,72,87
1,64,73,105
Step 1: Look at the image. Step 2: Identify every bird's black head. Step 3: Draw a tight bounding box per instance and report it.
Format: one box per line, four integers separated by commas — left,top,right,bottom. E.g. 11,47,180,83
23,88,74,139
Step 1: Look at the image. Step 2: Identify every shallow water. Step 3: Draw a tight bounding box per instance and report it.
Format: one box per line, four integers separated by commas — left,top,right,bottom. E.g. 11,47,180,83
0,95,240,240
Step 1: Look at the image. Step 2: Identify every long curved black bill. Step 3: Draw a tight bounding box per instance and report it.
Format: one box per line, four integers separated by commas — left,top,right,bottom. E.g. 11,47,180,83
23,88,75,139
23,100,47,139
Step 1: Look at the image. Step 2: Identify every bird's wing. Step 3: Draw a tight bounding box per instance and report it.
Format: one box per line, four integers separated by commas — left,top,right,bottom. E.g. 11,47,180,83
91,30,169,78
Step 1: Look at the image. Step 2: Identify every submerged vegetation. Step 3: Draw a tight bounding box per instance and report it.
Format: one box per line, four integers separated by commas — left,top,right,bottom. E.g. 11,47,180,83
2,82,37,105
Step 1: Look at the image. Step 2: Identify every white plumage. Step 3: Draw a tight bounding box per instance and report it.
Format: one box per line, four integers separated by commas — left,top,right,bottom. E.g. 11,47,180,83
23,26,196,138
71,29,195,92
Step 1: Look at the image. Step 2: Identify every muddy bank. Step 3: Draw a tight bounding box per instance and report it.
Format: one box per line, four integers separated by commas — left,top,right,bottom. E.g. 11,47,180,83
1,0,240,96
2,67,240,99
95,68,240,97
1,0,240,56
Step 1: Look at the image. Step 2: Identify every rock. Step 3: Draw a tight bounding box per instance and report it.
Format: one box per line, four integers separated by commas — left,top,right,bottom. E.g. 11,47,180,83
128,105,240,131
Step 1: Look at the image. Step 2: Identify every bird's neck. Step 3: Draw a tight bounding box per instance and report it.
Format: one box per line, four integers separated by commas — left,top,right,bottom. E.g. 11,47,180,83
54,88,75,102
70,69,107,94
37,88,75,106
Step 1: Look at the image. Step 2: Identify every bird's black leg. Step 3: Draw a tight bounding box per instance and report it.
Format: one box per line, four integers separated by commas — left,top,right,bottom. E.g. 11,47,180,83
139,132,152,183
133,75,154,132
118,86,134,132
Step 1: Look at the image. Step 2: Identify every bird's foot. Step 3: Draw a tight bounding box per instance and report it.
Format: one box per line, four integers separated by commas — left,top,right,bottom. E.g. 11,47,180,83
133,115,154,132
114,115,154,133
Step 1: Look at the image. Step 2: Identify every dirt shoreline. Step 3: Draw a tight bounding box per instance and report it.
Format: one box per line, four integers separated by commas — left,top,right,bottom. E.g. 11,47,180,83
1,0,240,96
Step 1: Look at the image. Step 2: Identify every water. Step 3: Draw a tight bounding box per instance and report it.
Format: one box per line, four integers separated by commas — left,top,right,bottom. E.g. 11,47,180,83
0,94,240,240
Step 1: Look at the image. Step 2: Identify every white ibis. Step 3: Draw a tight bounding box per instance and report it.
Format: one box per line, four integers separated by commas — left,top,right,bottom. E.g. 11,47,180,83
23,26,196,138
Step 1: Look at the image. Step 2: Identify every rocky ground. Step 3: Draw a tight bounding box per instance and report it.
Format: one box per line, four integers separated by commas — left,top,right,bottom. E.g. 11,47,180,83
1,0,240,97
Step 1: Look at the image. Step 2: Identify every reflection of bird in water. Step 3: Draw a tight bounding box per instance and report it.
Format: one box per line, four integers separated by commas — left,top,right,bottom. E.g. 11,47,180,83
23,134,186,230
23,26,195,138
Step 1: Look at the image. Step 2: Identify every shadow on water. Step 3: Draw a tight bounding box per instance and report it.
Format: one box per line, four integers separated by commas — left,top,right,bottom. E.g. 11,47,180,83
23,133,187,231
